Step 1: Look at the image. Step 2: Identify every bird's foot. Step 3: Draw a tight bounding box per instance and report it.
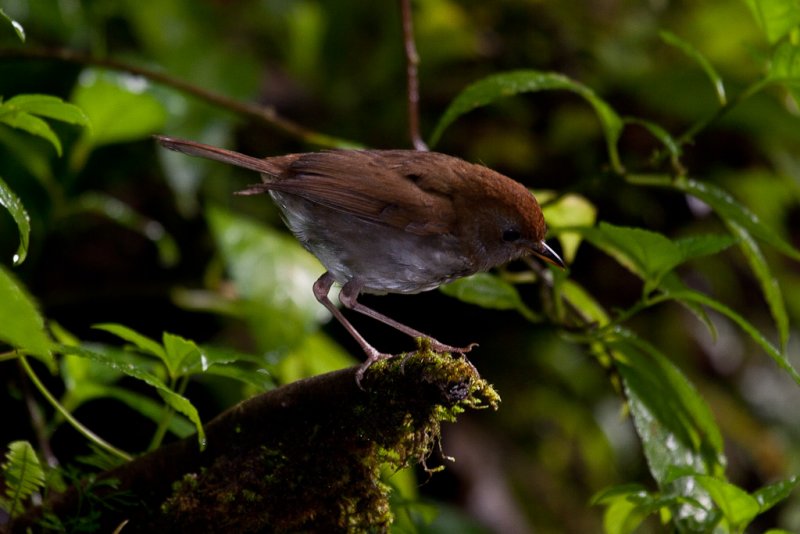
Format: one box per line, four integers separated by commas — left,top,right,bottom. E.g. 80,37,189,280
355,350,395,389
422,337,478,355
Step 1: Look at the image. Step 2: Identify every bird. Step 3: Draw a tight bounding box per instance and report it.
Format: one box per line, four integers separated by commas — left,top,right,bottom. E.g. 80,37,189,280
155,136,563,383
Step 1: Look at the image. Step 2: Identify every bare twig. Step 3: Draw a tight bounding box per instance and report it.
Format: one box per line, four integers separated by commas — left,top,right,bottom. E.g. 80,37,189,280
0,47,361,149
399,0,428,151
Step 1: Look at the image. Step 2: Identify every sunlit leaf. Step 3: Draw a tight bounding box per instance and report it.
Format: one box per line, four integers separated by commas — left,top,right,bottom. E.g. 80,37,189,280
5,94,89,127
0,8,25,42
430,70,624,172
539,191,597,264
72,69,166,147
659,31,726,105
0,267,53,367
0,110,62,156
753,476,800,513
162,332,203,380
693,475,760,530
607,328,725,483
207,206,327,353
441,272,536,321
0,176,30,265
745,0,800,43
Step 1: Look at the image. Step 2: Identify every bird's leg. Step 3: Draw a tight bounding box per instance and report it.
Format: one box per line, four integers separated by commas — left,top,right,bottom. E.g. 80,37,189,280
338,279,478,356
313,273,393,385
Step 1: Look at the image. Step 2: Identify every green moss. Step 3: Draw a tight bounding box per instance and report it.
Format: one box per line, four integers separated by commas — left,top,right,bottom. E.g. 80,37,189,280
159,344,499,532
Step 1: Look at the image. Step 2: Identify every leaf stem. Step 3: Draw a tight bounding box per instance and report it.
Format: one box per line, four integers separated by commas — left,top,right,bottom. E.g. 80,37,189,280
18,355,133,462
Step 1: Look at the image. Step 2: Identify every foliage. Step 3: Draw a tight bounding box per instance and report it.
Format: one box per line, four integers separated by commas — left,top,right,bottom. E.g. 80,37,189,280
0,441,45,519
1,0,800,532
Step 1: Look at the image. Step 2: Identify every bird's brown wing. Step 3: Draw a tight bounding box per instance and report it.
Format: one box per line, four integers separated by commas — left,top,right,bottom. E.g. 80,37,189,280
263,150,460,236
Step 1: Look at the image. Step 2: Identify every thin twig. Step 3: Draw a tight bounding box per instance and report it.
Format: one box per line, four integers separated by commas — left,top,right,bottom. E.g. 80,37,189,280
399,0,428,151
0,47,361,149
18,355,133,462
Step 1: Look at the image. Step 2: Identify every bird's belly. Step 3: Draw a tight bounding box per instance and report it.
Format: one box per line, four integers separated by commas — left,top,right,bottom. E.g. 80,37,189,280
271,192,472,295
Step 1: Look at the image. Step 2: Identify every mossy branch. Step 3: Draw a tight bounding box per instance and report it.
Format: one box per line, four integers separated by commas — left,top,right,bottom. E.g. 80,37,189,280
13,349,498,533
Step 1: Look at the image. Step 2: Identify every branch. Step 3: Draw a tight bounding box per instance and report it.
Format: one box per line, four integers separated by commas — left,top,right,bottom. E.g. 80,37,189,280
0,47,361,149
399,0,428,151
13,349,498,532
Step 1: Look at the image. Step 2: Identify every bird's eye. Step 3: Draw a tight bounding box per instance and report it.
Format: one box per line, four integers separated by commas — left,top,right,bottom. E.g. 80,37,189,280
502,228,521,242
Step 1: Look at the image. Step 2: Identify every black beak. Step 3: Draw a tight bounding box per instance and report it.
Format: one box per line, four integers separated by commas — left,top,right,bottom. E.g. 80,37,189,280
534,241,565,269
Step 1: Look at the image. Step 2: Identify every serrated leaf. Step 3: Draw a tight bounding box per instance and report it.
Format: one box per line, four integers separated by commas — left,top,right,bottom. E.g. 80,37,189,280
674,233,737,262
162,332,203,379
727,221,788,351
745,0,800,43
0,110,62,156
628,175,800,261
0,266,53,367
93,323,166,360
429,70,624,172
577,223,683,294
59,343,206,448
608,328,725,483
662,288,800,385
693,475,760,529
660,31,726,105
5,94,89,127
72,69,166,147
2,441,45,518
0,8,25,42
0,175,30,264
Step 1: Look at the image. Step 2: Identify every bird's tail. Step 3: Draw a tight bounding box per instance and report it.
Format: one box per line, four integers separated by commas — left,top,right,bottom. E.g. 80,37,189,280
154,135,286,177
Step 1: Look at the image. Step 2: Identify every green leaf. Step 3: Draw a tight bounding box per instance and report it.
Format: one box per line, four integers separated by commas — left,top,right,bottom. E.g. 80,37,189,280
745,0,800,43
1,441,45,518
693,475,760,530
659,31,726,105
71,69,166,147
440,272,536,321
561,279,609,326
673,233,737,262
0,8,25,42
93,323,166,360
607,328,725,484
0,266,53,367
662,288,800,385
59,343,206,448
627,175,800,261
538,191,597,264
429,70,624,172
277,331,355,383
576,223,683,294
768,39,800,104
0,175,30,265
727,221,788,351
161,332,203,380
5,94,89,127
207,206,327,352
0,109,62,156
753,476,799,513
